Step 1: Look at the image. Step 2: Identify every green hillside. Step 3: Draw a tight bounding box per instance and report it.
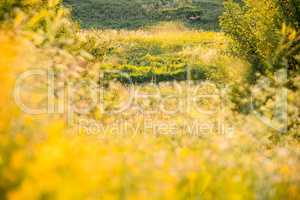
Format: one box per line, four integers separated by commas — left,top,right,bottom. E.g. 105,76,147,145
65,0,224,30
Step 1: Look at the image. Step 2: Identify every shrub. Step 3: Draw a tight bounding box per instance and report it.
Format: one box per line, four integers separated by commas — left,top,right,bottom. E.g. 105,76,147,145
220,0,299,78
220,0,300,138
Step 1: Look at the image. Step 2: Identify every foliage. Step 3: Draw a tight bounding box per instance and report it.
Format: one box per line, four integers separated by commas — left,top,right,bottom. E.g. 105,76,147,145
220,0,300,138
79,23,246,84
64,0,224,30
220,0,299,78
0,0,78,48
220,0,281,78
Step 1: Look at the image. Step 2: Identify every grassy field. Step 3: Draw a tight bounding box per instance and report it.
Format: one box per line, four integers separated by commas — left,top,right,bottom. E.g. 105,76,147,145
79,22,246,84
1,1,300,199
65,0,224,30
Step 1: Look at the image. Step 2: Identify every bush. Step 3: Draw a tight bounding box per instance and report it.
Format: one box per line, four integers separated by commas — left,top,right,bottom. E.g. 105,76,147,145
220,0,299,78
220,0,300,138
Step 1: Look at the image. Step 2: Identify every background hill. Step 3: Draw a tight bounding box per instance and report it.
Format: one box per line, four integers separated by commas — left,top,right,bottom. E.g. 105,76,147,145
64,0,224,30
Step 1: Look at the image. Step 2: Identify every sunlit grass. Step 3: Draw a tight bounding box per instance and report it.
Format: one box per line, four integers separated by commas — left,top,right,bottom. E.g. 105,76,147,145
0,2,299,200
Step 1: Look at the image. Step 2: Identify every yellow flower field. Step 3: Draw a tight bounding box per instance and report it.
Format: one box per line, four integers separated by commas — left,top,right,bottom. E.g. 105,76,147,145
0,1,299,199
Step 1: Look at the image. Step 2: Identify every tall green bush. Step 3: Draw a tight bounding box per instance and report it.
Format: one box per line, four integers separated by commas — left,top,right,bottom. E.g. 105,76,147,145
220,0,300,138
220,0,299,78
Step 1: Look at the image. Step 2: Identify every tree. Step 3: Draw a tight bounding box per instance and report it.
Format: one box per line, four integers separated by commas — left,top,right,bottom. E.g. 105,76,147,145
220,0,300,137
220,0,300,76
